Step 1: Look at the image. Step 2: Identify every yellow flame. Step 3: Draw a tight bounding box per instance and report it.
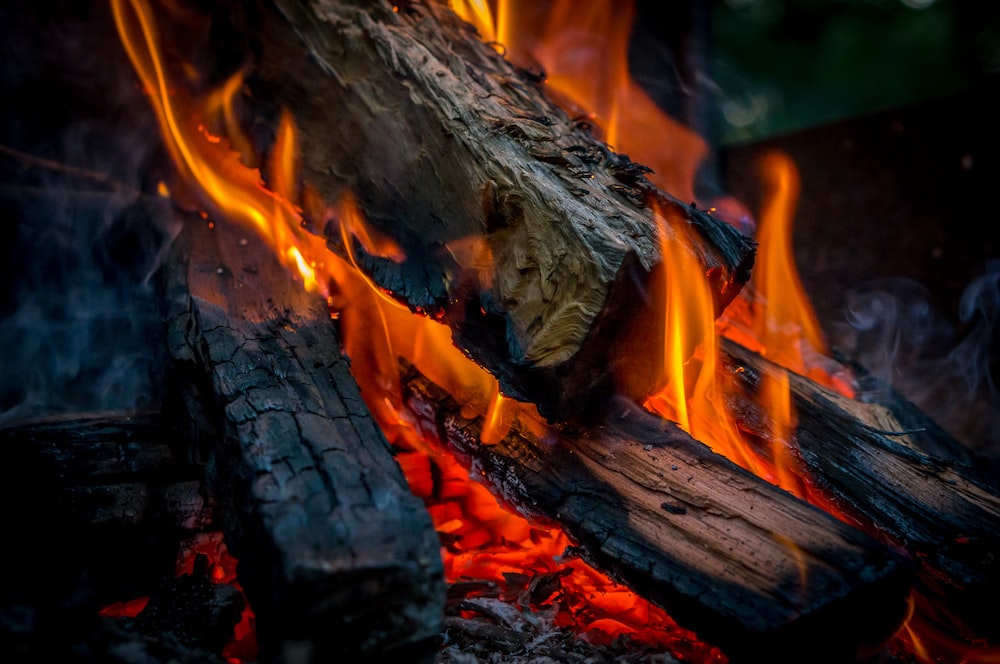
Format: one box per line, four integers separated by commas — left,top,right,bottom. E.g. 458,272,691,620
643,204,762,478
451,0,497,42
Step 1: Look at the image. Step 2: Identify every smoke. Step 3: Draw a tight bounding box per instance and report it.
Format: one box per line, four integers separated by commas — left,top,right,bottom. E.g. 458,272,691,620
0,0,180,426
830,262,1000,463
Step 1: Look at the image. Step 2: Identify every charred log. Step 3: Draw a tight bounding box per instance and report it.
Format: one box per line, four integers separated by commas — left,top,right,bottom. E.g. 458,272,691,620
235,0,756,422
400,364,913,664
162,217,445,662
0,412,212,616
722,338,1000,642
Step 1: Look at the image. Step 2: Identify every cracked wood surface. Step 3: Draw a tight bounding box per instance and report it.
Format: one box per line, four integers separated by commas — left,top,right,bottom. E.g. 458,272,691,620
162,217,445,662
400,367,913,664
244,0,756,421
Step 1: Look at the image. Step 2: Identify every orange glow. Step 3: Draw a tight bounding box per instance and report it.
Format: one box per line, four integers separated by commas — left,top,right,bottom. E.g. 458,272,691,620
113,0,721,654
894,591,1000,664
98,596,149,618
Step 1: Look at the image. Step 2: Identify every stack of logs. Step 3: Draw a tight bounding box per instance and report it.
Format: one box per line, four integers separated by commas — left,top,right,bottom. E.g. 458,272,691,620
3,1,999,663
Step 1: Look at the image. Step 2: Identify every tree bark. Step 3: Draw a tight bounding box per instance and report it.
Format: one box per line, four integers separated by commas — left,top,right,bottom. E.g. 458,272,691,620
162,216,445,662
399,364,913,664
240,0,756,421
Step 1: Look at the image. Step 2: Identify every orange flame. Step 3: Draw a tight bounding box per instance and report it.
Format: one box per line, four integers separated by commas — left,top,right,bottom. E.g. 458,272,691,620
894,591,1000,664
113,0,725,654
718,151,852,395
453,0,707,203
641,204,802,495
111,0,328,293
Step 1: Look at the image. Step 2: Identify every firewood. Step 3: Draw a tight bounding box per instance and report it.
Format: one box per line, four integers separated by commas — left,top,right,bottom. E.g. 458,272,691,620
721,338,1000,642
399,364,914,664
238,0,756,421
0,411,213,615
0,412,212,531
161,215,446,662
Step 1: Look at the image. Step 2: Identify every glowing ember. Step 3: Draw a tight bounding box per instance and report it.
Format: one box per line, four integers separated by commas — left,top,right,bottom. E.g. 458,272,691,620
111,0,999,662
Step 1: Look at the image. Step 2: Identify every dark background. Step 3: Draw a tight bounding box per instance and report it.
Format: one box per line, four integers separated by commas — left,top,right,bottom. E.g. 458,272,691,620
709,0,1000,144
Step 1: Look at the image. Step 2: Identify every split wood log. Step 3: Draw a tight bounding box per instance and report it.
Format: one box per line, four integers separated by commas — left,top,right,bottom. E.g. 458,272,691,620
399,365,914,664
161,216,445,663
238,0,756,421
721,338,1000,642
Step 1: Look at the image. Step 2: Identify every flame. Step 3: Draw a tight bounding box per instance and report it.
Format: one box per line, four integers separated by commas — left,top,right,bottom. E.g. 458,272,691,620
894,591,1000,664
111,0,329,294
718,151,852,395
641,204,802,495
114,1,993,662
452,0,707,203
113,0,725,655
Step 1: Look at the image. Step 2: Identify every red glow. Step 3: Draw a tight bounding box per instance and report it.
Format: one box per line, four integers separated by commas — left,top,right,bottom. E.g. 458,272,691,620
98,596,149,619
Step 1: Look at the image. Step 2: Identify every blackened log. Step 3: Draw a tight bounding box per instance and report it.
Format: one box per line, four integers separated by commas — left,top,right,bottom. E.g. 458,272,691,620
0,412,213,530
162,217,445,662
721,338,1000,642
242,0,756,421
0,411,213,613
400,365,913,664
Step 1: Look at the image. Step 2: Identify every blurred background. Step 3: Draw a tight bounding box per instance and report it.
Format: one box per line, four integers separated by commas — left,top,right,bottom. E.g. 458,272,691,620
708,0,1000,144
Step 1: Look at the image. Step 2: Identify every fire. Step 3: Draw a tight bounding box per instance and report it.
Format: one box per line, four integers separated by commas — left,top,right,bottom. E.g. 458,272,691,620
455,0,707,203
641,204,764,481
112,0,722,657
717,151,854,396
111,0,996,662
450,0,836,500
110,0,329,294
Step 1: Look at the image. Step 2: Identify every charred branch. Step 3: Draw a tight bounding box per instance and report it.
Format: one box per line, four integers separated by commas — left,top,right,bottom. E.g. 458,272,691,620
722,339,1000,642
162,216,445,662
0,412,213,613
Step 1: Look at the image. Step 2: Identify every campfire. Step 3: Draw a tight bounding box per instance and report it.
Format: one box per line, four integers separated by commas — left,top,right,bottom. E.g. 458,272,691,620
2,0,999,663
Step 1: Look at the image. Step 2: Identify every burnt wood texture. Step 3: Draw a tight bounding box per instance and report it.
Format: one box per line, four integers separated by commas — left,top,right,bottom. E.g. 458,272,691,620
401,366,914,664
162,216,446,662
723,339,1000,643
242,0,756,421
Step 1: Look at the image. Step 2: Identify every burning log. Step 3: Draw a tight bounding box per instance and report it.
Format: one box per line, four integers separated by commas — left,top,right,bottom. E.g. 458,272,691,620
722,339,1000,642
239,0,756,421
399,365,914,664
161,216,446,661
